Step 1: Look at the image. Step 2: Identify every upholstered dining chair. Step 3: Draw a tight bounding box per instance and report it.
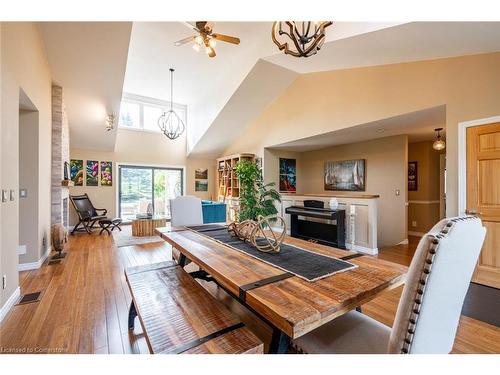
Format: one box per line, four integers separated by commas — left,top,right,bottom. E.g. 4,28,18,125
170,195,204,227
293,216,486,354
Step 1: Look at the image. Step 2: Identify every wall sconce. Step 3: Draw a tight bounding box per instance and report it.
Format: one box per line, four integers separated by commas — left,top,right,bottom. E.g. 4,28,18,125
105,114,115,131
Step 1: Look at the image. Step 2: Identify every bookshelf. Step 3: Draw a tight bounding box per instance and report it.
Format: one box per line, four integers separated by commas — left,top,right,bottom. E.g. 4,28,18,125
216,153,255,221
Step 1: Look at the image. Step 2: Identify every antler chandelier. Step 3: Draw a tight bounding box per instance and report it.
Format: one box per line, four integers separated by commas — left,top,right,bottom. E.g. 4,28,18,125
272,21,333,58
158,68,185,140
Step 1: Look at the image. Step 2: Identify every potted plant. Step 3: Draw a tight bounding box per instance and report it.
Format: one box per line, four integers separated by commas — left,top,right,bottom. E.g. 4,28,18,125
235,159,281,222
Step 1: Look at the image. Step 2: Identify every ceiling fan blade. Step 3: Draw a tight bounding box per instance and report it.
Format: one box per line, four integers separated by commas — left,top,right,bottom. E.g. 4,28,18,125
212,33,240,45
174,36,195,46
181,21,198,31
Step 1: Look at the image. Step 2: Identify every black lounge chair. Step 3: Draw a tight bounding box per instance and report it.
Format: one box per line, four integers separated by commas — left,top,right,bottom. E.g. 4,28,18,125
69,193,108,234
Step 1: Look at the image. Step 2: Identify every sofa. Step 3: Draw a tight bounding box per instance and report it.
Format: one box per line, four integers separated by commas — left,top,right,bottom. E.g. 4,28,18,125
201,200,227,224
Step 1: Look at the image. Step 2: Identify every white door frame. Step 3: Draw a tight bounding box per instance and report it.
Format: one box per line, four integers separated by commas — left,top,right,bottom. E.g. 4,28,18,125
458,115,500,215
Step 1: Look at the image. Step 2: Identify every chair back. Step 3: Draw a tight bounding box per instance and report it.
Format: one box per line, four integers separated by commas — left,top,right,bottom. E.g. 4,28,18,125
388,216,486,354
170,196,203,227
70,194,97,219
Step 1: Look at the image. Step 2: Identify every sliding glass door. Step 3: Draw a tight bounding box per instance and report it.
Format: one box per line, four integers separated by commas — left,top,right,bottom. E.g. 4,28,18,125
119,165,183,221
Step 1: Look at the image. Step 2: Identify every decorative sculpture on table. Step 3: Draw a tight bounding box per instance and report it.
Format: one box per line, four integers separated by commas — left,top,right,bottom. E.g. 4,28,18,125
51,223,68,260
146,202,154,217
228,214,286,253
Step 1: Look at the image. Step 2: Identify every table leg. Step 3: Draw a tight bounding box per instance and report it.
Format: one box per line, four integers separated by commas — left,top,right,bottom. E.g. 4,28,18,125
269,328,291,354
128,301,137,330
178,253,187,267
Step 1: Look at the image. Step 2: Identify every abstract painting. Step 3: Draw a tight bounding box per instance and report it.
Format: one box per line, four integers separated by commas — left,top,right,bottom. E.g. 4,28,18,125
70,159,84,186
100,161,113,186
86,160,99,186
408,161,418,191
279,158,297,192
195,168,208,179
324,159,366,191
195,180,208,192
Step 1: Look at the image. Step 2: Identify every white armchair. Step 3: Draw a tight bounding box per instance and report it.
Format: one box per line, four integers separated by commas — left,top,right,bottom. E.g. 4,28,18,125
169,196,203,227
293,216,486,354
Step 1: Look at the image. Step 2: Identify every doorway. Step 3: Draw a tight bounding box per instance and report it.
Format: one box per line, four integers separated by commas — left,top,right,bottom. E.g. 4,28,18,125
118,165,184,221
465,121,500,289
18,89,40,265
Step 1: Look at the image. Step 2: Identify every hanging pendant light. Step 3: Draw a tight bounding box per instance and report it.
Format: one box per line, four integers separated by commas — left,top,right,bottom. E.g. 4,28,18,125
433,128,446,151
272,21,333,58
158,68,185,140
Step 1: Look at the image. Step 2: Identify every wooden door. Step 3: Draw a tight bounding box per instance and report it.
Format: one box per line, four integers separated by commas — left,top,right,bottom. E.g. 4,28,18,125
467,122,500,289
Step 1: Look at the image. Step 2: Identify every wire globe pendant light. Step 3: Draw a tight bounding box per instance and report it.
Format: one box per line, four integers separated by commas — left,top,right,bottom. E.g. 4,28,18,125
158,68,185,140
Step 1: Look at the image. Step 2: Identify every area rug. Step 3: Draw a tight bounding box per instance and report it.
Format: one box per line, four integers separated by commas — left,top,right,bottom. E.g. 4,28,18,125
112,225,165,247
187,225,357,282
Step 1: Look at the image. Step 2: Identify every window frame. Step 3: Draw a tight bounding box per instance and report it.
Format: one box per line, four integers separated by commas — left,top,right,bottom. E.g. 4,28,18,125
118,92,187,134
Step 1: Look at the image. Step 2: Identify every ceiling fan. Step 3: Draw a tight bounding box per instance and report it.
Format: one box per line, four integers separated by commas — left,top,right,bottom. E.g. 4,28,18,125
174,21,240,58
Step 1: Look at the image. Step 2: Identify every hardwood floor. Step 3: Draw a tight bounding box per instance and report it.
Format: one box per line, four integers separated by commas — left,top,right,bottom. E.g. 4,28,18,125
0,234,498,354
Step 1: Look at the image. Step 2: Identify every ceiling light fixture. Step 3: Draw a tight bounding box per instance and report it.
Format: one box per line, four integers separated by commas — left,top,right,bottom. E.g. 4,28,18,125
158,68,185,140
272,21,333,58
432,128,446,151
174,22,240,58
105,113,115,131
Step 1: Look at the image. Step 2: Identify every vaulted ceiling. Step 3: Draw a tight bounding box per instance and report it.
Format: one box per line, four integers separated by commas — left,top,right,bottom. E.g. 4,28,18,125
40,22,132,150
40,21,500,155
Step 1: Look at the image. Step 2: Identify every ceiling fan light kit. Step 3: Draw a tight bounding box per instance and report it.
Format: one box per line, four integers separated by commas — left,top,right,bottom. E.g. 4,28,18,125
175,21,240,58
272,21,333,57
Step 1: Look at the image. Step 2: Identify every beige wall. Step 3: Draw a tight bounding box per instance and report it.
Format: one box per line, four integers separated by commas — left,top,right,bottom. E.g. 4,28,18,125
408,141,443,233
302,136,408,247
69,128,216,225
263,136,408,247
1,23,52,309
224,53,500,219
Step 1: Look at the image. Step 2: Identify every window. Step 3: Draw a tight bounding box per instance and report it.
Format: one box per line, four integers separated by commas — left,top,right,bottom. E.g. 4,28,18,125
118,93,187,133
143,105,164,132
119,102,140,128
119,165,184,221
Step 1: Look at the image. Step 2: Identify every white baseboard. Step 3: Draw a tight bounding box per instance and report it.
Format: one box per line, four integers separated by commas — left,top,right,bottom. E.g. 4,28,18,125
398,238,409,245
0,286,20,323
345,243,378,255
18,246,52,271
408,231,426,237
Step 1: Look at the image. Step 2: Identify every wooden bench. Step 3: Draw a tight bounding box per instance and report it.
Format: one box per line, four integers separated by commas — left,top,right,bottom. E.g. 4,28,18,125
125,261,263,354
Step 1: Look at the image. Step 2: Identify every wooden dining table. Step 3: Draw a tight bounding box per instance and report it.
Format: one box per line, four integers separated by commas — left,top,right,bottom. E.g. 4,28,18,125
156,225,407,354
